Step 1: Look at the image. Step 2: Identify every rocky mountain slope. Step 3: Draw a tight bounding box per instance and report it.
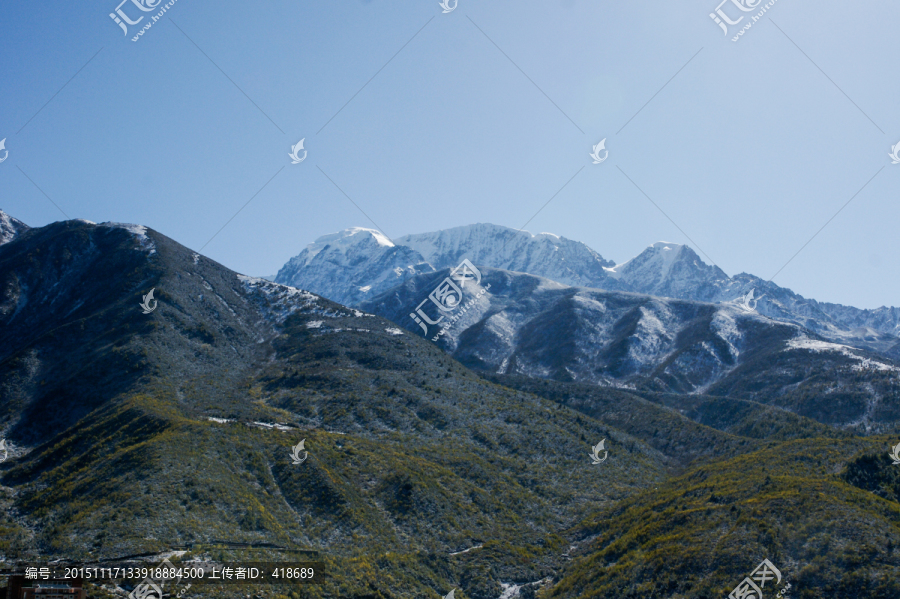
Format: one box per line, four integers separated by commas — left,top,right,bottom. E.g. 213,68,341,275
362,267,900,433
277,224,900,359
0,210,29,246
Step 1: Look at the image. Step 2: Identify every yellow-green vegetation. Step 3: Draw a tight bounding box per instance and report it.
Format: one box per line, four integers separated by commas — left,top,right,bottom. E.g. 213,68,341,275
548,437,900,598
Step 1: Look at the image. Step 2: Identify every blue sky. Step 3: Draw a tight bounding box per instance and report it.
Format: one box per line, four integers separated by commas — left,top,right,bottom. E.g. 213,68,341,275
1,0,897,309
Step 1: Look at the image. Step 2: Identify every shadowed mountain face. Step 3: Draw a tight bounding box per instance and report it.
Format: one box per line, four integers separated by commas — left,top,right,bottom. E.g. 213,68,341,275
0,219,296,444
2,215,899,598
361,267,900,432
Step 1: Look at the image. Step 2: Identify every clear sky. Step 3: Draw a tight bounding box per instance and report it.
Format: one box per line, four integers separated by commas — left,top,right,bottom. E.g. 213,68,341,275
1,0,897,309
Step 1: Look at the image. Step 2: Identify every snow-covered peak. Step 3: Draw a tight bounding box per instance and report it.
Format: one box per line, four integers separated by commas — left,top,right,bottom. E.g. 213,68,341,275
276,223,623,307
296,227,394,267
397,223,529,267
606,242,684,280
397,223,619,285
323,227,394,248
611,241,684,275
0,209,29,246
275,227,430,307
609,241,728,300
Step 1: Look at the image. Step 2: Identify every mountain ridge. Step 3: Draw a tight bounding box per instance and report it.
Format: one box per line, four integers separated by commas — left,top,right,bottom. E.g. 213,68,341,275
276,223,900,358
360,266,900,433
0,209,30,246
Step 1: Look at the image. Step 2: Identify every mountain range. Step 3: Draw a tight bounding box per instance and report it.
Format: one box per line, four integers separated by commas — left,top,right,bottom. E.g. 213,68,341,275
275,224,900,432
275,224,900,358
2,209,899,598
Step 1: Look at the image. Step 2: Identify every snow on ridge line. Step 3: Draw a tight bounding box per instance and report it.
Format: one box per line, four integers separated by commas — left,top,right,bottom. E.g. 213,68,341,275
0,210,30,245
786,335,899,372
787,337,854,353
605,240,686,277
238,273,324,323
237,274,316,298
238,274,374,322
207,417,293,431
99,222,156,253
100,222,149,239
250,421,294,431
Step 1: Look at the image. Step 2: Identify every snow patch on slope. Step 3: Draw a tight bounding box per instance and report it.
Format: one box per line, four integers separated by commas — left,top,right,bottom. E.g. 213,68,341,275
237,275,341,323
628,304,675,367
101,222,156,254
786,336,899,372
712,310,742,361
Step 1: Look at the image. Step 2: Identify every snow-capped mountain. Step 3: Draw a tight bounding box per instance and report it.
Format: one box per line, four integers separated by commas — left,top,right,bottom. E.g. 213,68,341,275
397,223,622,289
277,224,900,358
607,241,733,301
361,267,900,431
0,209,29,246
275,224,623,306
275,227,437,307
610,241,900,355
